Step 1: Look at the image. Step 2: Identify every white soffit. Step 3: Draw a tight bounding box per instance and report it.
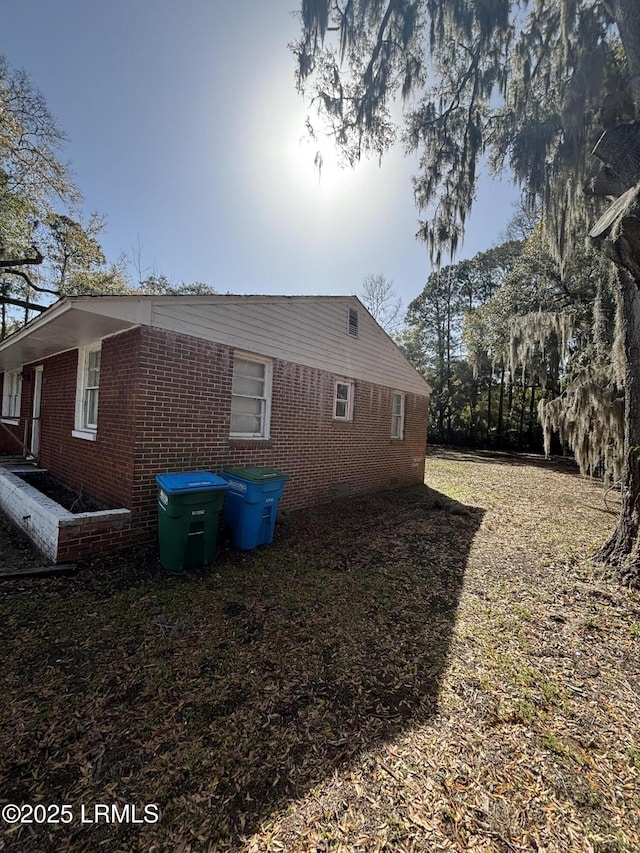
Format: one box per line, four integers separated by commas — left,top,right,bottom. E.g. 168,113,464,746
0,301,138,372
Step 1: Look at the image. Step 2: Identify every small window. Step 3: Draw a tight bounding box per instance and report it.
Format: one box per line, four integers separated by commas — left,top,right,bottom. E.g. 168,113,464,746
1,369,22,421
333,380,354,421
391,392,405,439
230,354,272,439
73,343,101,439
347,306,359,337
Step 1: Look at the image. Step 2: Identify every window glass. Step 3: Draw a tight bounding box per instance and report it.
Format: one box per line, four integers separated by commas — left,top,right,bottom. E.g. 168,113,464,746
2,369,21,419
230,355,271,438
391,392,405,439
74,344,101,436
234,375,265,398
83,348,101,429
87,350,101,387
237,359,265,379
334,381,353,421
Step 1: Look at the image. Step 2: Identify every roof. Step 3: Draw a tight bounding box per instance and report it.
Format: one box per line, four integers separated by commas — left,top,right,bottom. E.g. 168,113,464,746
0,294,431,396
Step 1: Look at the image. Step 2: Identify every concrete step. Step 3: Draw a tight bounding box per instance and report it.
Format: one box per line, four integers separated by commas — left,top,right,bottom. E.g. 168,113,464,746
0,456,44,473
0,455,27,465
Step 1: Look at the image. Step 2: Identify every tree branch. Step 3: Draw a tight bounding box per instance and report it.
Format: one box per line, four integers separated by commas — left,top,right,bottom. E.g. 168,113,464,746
2,268,59,296
0,247,44,268
0,294,47,313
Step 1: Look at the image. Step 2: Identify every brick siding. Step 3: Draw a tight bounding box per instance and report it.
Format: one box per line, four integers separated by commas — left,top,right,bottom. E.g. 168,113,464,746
1,325,428,559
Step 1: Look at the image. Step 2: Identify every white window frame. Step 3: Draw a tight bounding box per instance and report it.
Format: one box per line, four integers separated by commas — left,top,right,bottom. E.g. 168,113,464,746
333,379,354,422
230,352,273,440
391,391,405,440
73,343,101,441
1,368,22,423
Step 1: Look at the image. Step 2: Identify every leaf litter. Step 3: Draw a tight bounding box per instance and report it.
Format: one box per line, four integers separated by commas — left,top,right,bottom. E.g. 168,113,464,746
0,447,638,852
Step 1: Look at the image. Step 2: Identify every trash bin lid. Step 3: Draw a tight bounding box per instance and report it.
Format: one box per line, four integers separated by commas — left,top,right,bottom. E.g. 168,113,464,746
156,471,229,494
222,466,289,483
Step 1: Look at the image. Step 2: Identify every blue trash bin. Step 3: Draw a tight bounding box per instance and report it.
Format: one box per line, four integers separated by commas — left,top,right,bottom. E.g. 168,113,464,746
221,467,289,550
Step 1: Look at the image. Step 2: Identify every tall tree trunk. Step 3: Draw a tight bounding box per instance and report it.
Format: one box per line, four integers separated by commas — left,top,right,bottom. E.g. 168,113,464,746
528,381,537,451
518,368,527,451
446,292,452,442
586,21,640,582
486,368,492,445
595,268,640,584
496,361,505,448
469,372,478,444
1,283,6,340
589,1,640,584
436,399,445,441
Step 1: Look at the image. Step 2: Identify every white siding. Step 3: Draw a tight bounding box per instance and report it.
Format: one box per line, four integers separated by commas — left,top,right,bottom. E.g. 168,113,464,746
0,295,431,397
147,296,430,396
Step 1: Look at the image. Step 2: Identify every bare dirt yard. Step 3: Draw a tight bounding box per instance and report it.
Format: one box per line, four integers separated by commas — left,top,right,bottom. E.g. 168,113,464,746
0,448,639,852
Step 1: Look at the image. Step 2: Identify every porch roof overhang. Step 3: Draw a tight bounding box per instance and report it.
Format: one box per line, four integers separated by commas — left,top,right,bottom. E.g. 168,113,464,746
0,298,140,373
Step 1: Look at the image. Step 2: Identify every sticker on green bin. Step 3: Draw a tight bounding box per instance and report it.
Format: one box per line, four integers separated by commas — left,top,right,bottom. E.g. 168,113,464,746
221,466,289,483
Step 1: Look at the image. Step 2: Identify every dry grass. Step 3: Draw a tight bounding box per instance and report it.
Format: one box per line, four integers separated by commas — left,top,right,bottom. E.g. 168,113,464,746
0,448,639,852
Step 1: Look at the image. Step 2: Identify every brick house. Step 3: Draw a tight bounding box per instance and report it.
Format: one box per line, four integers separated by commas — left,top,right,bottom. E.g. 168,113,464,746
0,294,430,560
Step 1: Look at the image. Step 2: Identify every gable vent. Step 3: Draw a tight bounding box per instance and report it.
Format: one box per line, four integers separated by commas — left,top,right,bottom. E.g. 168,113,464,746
347,306,359,337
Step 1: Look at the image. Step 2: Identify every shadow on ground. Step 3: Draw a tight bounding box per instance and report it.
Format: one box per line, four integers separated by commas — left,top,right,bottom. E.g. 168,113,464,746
0,508,43,572
429,444,584,475
0,483,483,851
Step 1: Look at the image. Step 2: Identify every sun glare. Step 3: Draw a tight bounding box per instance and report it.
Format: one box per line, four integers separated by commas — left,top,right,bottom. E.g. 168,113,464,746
286,126,356,198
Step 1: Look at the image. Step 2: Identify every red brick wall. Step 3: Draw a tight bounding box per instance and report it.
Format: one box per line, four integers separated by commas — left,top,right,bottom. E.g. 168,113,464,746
130,327,428,538
1,328,141,508
40,329,140,510
56,514,135,563
131,328,233,533
0,371,31,456
3,325,428,557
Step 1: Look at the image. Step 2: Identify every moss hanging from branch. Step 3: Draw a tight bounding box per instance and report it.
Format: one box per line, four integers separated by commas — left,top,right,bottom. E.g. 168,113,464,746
538,372,624,481
509,310,575,387
528,264,623,479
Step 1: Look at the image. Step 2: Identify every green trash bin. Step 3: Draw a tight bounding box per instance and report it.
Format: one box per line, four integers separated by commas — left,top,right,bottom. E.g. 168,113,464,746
156,472,229,571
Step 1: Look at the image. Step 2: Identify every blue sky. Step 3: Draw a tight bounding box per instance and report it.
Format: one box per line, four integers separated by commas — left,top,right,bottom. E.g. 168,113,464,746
3,0,519,311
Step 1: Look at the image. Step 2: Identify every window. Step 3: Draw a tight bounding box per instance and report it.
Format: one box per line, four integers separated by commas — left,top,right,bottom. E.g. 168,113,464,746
391,392,405,439
1,369,22,421
73,344,101,439
333,380,354,421
347,306,359,337
230,354,272,438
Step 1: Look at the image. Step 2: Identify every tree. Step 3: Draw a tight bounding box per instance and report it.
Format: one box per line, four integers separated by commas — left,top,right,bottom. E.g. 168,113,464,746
0,56,75,319
137,274,217,296
358,273,402,331
405,264,463,442
294,0,640,585
500,232,623,476
404,240,522,445
0,57,126,335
